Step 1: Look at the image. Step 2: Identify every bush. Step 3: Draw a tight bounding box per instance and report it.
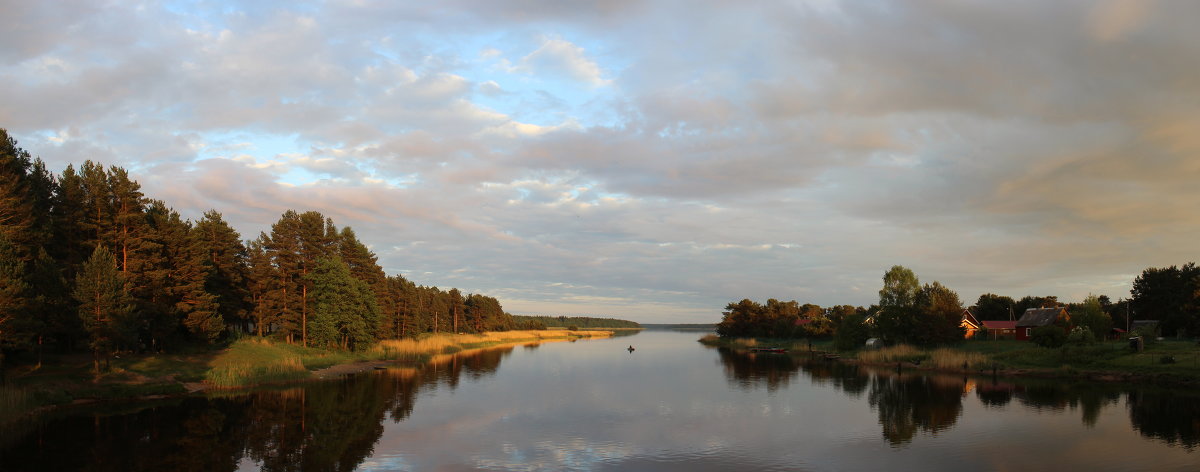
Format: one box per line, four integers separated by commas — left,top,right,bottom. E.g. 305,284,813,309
1030,325,1067,348
1066,326,1096,345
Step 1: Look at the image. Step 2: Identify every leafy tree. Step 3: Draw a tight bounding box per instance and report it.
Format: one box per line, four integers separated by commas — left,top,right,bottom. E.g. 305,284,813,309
1030,325,1067,348
879,265,920,309
1014,295,1059,314
73,246,134,374
913,281,965,346
974,293,1016,321
1071,294,1113,341
834,312,871,350
1130,263,1200,337
717,299,764,338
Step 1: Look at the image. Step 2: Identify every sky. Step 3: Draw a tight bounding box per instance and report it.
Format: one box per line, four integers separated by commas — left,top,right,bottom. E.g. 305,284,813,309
1,0,1198,323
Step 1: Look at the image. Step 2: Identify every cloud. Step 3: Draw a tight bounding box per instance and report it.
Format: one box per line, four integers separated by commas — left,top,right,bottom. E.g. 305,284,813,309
516,36,611,87
3,0,1200,322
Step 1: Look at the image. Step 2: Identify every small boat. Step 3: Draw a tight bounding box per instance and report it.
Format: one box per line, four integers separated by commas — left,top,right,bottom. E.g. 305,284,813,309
627,345,636,352
750,347,787,353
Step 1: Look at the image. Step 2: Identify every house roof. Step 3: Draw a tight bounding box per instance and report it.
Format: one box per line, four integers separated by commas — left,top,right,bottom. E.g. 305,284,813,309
1016,307,1067,327
960,309,980,328
981,320,1017,330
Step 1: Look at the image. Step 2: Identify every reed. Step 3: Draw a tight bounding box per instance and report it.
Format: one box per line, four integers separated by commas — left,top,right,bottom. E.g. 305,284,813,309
371,329,606,361
856,344,925,363
928,348,989,370
0,387,36,423
204,338,311,388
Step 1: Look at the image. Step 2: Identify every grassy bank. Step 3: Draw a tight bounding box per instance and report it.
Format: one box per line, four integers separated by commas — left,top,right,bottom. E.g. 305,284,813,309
697,334,834,352
1,329,610,422
699,334,1200,385
197,329,610,388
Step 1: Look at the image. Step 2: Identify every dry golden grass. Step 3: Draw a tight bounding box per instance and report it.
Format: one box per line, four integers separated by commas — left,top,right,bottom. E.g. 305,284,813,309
928,348,989,370
371,330,608,360
856,344,924,363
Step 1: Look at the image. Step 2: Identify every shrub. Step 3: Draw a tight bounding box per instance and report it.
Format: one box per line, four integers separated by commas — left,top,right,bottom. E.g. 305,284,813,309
1030,325,1067,348
1066,326,1096,345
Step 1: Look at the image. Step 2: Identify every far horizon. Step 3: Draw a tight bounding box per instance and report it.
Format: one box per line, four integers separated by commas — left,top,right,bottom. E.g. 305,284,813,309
4,1,1197,323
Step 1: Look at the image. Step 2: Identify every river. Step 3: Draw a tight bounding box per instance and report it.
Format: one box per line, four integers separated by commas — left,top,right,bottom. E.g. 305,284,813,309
1,330,1197,471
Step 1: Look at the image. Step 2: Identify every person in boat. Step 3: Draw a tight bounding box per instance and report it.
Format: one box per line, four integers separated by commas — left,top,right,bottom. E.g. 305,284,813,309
628,345,635,351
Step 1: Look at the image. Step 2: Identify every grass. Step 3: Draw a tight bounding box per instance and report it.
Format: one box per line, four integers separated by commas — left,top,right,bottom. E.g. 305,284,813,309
856,344,927,364
697,335,834,352
205,329,610,388
0,387,38,423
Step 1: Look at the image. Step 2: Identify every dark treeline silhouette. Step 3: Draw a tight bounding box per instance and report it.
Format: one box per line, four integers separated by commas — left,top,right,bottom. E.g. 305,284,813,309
718,261,1200,348
716,298,865,339
510,315,641,329
0,130,516,373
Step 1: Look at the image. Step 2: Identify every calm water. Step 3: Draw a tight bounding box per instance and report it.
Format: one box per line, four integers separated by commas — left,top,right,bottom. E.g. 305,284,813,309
2,330,1198,471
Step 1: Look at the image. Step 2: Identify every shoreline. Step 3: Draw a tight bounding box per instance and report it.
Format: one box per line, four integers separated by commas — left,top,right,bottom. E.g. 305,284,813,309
3,330,613,422
697,336,1200,389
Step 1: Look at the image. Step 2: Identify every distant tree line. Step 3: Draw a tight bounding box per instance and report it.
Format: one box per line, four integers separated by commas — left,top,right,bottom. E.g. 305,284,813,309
0,130,515,374
511,315,641,329
717,260,1200,349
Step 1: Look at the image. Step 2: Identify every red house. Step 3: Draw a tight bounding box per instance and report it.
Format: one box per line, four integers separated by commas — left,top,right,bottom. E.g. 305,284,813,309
1014,307,1070,341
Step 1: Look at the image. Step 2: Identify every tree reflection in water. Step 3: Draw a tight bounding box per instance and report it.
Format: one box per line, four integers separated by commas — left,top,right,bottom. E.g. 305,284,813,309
0,346,515,472
712,348,1199,450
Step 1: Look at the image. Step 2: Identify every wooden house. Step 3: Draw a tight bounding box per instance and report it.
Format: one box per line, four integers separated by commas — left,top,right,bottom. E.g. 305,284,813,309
1015,307,1070,341
960,309,982,338
962,309,1019,339
981,320,1017,339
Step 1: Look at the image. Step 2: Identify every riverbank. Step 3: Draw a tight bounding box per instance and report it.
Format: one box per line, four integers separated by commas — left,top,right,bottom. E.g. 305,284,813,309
1,329,611,423
697,335,1200,387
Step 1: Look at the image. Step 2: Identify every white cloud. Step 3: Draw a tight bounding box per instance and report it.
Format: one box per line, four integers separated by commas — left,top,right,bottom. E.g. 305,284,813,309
516,36,611,87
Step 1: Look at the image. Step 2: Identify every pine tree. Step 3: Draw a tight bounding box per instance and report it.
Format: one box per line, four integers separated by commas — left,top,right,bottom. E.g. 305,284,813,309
0,235,30,379
246,236,280,337
73,246,134,375
307,256,379,350
194,210,252,333
155,206,222,344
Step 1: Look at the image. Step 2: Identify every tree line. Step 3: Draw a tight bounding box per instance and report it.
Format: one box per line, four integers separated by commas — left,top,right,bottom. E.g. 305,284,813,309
511,315,641,329
717,261,1200,349
0,130,515,373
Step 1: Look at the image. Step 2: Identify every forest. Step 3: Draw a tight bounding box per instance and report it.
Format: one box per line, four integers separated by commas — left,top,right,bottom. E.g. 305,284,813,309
0,130,515,373
511,315,641,329
716,263,1200,348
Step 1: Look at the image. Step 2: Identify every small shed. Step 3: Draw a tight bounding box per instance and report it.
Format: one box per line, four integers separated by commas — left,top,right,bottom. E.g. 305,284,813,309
1015,307,1070,341
1131,320,1160,337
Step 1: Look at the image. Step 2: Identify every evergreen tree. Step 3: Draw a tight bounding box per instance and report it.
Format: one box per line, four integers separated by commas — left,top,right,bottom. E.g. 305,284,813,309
73,246,134,375
0,235,30,377
194,210,252,333
307,256,379,350
246,237,280,337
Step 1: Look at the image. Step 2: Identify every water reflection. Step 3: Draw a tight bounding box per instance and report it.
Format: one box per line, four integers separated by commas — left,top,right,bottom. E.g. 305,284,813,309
1,347,514,472
711,348,1200,450
4,338,1199,471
